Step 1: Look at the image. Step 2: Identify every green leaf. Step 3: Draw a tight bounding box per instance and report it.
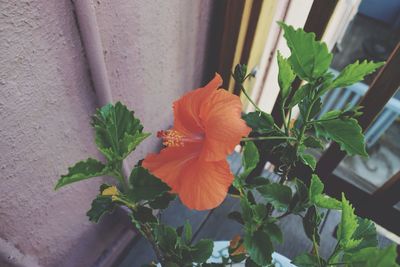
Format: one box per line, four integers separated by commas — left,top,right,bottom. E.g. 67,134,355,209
190,239,213,263
303,136,324,149
331,60,385,89
253,204,267,222
299,97,322,120
309,174,324,200
240,141,260,179
343,245,399,267
303,205,322,244
92,102,150,160
290,178,310,213
314,195,342,210
278,22,332,81
87,195,115,223
300,153,317,170
128,167,171,202
154,225,177,251
289,84,313,108
347,217,378,253
148,192,176,209
228,211,244,225
277,51,296,100
245,176,270,188
240,198,253,224
132,206,157,224
257,183,292,212
184,220,192,244
337,194,361,250
292,253,322,267
244,229,273,266
309,175,341,210
55,158,108,190
315,110,367,156
243,111,275,134
263,222,283,244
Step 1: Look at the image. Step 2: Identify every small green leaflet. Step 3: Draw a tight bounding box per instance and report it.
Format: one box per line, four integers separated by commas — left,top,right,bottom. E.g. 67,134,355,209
309,175,341,210
303,136,324,149
240,141,259,179
337,194,362,250
92,102,150,161
242,111,275,134
257,183,292,212
128,166,171,202
277,51,296,100
309,174,324,199
55,158,108,190
278,22,332,82
289,84,313,108
244,229,273,266
233,64,248,83
331,60,385,89
86,184,115,223
315,110,367,156
300,153,317,170
183,220,192,245
87,195,115,223
154,224,178,251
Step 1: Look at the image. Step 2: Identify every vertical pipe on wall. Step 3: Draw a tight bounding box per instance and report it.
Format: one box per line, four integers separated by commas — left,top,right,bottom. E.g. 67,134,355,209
72,0,132,179
72,0,113,106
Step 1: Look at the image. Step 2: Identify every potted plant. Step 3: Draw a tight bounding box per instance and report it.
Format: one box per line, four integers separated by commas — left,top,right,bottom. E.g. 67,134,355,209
55,23,398,267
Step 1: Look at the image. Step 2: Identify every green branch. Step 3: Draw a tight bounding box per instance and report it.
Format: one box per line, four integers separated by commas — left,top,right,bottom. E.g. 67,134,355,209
242,136,296,142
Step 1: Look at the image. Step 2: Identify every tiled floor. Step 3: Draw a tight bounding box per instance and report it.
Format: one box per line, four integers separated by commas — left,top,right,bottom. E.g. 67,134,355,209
115,153,393,267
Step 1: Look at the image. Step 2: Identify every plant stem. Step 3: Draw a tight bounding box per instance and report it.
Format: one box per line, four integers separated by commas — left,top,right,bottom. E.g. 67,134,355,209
281,103,288,135
287,107,293,131
114,168,130,192
238,84,262,112
294,85,319,154
327,243,341,264
142,224,165,266
312,234,322,267
242,136,296,142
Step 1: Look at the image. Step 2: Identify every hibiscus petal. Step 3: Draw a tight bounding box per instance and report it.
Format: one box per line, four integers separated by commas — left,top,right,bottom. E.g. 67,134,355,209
173,74,222,136
199,89,251,161
142,143,201,192
178,159,233,210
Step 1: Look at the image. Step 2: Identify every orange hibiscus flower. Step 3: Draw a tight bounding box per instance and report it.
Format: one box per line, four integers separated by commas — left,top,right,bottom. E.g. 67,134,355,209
143,74,251,210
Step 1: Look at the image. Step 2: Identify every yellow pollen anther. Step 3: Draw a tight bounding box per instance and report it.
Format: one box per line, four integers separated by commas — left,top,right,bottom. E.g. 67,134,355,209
157,130,184,147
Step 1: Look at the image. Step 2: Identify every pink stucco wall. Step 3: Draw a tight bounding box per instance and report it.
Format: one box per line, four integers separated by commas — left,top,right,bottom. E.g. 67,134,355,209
0,1,212,266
